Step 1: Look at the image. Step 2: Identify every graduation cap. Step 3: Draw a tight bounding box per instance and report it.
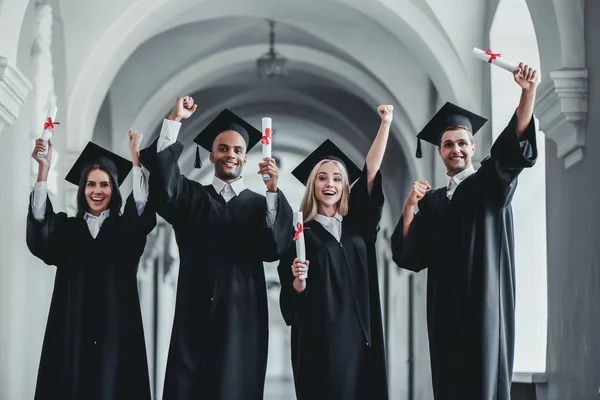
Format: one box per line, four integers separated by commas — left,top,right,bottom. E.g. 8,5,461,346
192,109,262,168
291,139,361,186
415,102,488,158
64,142,132,187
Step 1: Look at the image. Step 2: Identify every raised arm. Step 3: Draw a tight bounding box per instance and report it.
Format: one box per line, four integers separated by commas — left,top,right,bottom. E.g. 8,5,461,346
479,64,539,205
128,129,150,216
365,105,393,194
138,96,204,225
30,138,52,221
27,138,68,266
390,180,433,272
513,62,537,138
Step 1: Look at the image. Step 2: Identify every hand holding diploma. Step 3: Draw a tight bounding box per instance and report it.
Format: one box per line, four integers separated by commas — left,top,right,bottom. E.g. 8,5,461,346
472,47,538,83
258,157,279,193
512,62,538,92
292,258,309,294
32,138,52,182
292,212,308,293
293,212,308,281
38,106,59,158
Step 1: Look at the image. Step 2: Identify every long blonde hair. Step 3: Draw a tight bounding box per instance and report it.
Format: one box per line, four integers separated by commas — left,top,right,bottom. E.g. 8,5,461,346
299,159,350,223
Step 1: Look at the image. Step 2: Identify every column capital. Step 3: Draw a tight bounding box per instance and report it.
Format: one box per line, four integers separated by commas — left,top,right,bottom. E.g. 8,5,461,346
0,56,32,133
536,68,588,169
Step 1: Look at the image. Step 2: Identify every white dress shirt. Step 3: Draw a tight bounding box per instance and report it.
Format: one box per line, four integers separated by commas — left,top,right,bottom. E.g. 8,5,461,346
314,212,344,242
446,165,475,200
31,165,149,239
83,209,111,239
212,176,245,203
157,118,278,226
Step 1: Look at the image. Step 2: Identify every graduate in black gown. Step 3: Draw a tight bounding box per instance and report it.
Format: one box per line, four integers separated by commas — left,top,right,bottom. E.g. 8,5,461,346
27,130,155,400
391,64,539,400
138,96,293,400
278,105,393,400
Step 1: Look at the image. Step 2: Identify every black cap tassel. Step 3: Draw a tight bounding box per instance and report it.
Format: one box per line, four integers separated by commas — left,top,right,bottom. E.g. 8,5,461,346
195,145,202,168
416,137,423,159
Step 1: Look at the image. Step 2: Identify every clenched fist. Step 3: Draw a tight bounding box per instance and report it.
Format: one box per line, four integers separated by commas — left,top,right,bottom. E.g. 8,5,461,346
169,96,197,122
405,180,431,207
378,104,393,124
128,129,143,153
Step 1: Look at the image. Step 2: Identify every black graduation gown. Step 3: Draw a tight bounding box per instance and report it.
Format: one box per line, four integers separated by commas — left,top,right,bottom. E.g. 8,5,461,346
26,193,156,400
278,167,389,400
391,114,537,400
139,140,293,400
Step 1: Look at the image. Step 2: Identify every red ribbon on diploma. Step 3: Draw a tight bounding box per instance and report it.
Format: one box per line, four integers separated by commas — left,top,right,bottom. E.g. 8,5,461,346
485,49,501,63
43,117,60,133
293,222,304,241
261,127,271,145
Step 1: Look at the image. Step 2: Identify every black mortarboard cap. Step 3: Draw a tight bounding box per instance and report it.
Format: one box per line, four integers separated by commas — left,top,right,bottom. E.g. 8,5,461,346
415,102,488,158
65,141,132,187
291,139,362,186
192,109,262,168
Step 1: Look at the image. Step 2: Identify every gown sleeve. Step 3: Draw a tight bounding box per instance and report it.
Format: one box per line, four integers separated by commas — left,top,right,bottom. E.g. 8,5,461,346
478,113,538,206
347,165,384,242
119,193,157,269
257,189,294,262
26,194,69,267
391,210,431,273
139,138,208,225
277,244,307,326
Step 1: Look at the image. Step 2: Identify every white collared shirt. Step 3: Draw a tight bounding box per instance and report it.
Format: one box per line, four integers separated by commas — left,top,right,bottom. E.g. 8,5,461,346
314,212,344,242
447,165,475,200
83,209,111,239
212,176,245,202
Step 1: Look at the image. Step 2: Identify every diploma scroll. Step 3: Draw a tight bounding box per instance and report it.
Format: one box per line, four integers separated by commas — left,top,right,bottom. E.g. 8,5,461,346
37,106,59,158
472,47,538,83
293,212,307,280
261,117,272,181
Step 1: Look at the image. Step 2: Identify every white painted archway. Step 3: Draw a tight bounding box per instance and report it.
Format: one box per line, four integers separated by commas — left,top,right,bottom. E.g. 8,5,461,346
125,44,422,179
65,0,475,156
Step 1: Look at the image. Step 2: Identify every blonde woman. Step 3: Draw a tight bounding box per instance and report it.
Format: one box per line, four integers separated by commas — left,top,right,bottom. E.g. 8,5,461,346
278,105,393,400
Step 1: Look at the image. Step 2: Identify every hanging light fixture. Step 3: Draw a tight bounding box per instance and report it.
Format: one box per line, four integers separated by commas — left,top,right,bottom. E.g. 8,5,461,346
256,19,287,79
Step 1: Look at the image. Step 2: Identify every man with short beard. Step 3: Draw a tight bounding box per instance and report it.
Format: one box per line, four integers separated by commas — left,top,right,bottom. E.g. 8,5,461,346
140,96,293,400
391,63,538,400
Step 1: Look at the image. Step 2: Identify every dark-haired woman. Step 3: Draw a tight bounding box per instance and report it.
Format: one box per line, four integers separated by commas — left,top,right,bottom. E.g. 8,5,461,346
26,130,155,400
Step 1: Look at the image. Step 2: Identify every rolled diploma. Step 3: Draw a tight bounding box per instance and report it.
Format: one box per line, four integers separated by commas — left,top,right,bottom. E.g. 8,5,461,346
262,117,271,181
472,47,537,82
294,211,307,280
38,106,57,158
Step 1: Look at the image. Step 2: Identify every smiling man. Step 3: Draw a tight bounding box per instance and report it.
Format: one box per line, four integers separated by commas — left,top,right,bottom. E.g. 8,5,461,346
139,96,293,400
391,64,539,400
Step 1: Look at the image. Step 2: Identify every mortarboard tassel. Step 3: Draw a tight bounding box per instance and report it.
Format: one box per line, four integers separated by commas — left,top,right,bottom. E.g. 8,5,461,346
416,137,423,158
195,145,202,168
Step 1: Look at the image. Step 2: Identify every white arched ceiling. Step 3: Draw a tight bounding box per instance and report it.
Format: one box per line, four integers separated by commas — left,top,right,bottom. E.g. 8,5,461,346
120,43,423,179
64,0,476,156
174,87,368,145
126,44,394,141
